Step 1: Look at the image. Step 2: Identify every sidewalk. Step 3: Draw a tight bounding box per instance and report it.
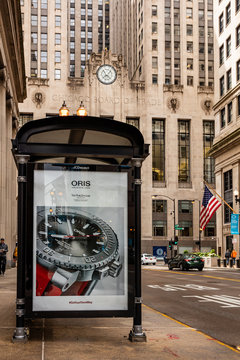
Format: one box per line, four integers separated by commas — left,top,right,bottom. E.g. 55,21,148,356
0,268,240,360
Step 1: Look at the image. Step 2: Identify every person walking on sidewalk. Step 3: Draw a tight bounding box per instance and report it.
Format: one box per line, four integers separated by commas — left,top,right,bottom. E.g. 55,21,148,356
0,238,8,275
231,249,237,266
225,249,231,266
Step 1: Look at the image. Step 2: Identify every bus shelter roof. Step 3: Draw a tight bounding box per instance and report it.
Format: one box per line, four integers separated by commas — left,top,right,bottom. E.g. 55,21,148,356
12,116,149,165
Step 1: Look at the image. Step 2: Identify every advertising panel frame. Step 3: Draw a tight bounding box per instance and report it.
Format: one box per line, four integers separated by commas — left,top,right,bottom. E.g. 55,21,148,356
25,163,135,319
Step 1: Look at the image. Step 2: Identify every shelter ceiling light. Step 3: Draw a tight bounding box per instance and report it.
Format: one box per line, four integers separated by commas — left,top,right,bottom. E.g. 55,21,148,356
59,101,69,116
76,101,87,117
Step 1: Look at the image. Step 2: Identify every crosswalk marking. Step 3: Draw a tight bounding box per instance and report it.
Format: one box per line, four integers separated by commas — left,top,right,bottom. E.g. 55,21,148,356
183,294,240,308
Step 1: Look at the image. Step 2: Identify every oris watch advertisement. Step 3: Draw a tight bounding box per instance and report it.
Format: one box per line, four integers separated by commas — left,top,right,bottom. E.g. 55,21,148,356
32,168,128,312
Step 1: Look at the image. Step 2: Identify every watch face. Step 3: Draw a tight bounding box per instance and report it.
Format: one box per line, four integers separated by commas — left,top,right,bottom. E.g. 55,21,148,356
36,207,119,271
96,65,117,85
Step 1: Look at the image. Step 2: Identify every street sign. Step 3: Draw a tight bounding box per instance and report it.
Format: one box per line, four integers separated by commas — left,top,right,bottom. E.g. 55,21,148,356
175,225,184,230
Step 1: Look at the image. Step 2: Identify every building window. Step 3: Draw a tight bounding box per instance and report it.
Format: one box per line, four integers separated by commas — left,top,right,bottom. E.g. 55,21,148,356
237,0,240,13
152,200,167,236
152,22,157,33
219,44,224,65
224,170,233,224
31,15,38,26
187,42,193,53
220,76,224,96
226,36,231,57
19,113,33,127
226,3,231,25
205,214,216,237
187,76,193,86
187,24,193,36
226,68,232,90
40,51,47,62
178,120,190,183
31,50,37,61
220,107,226,128
152,119,165,182
152,39,157,51
152,74,158,84
178,200,193,236
186,8,193,19
187,58,193,70
152,57,158,68
41,33,47,45
219,13,224,33
199,9,204,21
55,16,61,27
55,33,61,45
31,32,37,44
31,68,37,77
41,0,47,9
236,25,240,47
126,118,139,129
31,0,37,8
152,5,157,16
55,0,61,9
40,69,47,78
54,69,61,79
55,51,61,63
41,16,47,27
203,121,215,184
237,60,240,81
227,101,233,123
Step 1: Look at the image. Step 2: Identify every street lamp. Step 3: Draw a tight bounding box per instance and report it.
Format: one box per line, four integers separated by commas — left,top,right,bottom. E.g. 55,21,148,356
234,189,240,204
76,101,87,117
192,199,202,252
59,100,69,116
152,194,176,258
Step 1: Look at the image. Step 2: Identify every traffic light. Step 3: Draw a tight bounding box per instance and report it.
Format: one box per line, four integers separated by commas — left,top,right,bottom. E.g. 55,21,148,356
173,236,178,245
168,241,172,249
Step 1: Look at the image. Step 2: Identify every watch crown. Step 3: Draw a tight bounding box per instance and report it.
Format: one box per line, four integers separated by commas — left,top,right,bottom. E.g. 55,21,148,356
109,260,122,278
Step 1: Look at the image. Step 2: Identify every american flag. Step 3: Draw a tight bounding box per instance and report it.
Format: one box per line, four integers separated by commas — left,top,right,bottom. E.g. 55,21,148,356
200,185,222,230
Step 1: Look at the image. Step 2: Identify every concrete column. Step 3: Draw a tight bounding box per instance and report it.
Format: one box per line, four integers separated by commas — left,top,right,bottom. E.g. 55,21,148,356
0,72,7,241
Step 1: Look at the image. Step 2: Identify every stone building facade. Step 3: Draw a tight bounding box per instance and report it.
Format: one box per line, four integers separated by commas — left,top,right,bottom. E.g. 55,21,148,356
209,0,240,258
0,0,26,264
19,0,218,256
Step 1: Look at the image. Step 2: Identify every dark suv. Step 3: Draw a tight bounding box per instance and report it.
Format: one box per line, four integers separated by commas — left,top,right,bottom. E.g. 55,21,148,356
168,254,204,271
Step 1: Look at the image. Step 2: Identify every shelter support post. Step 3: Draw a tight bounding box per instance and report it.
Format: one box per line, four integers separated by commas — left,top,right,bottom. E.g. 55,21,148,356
12,155,30,343
129,158,146,342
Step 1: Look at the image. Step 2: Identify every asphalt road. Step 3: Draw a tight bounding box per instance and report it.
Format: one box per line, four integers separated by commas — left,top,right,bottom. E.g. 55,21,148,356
142,267,240,349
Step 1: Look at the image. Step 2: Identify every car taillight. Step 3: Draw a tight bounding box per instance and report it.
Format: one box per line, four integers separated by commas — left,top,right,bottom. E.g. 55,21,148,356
201,259,204,262
184,259,189,262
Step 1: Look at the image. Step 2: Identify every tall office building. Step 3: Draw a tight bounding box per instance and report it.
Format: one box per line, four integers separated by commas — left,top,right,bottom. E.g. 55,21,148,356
20,0,217,255
209,0,240,257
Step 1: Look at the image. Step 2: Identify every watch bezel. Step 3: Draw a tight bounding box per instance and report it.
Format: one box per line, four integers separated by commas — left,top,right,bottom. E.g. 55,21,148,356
96,65,117,85
36,208,119,271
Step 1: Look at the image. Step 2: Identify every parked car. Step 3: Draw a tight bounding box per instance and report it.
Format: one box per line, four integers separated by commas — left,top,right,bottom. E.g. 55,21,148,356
141,253,157,265
168,254,204,271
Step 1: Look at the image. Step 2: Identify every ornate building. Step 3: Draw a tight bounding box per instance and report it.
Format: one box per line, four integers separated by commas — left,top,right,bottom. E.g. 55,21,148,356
0,0,26,264
19,0,217,255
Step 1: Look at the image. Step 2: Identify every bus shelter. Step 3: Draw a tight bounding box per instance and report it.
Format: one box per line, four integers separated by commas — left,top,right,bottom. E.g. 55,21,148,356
11,115,149,343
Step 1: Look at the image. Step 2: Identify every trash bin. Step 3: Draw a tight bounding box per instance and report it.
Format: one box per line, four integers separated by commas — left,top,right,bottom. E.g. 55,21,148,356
223,259,227,267
217,258,221,267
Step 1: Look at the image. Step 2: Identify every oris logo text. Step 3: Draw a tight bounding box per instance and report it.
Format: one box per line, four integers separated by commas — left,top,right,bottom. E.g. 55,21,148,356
71,180,91,188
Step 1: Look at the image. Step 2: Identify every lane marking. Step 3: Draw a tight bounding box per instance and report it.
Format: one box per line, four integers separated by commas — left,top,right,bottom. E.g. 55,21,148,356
143,268,240,283
143,304,240,353
147,284,220,291
183,294,240,308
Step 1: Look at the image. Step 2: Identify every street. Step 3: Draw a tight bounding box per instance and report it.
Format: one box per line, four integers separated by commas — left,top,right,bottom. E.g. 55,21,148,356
142,266,240,349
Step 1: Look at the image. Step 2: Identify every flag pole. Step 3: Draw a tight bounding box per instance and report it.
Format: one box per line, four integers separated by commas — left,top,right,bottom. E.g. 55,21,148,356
204,180,237,214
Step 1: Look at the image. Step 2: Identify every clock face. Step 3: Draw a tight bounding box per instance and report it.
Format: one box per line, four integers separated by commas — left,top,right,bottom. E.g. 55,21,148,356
36,207,119,271
96,65,117,85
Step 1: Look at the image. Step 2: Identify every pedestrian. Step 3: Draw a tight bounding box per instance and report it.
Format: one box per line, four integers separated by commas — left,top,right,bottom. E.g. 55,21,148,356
0,238,8,276
225,248,230,266
231,248,237,266
163,251,168,264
